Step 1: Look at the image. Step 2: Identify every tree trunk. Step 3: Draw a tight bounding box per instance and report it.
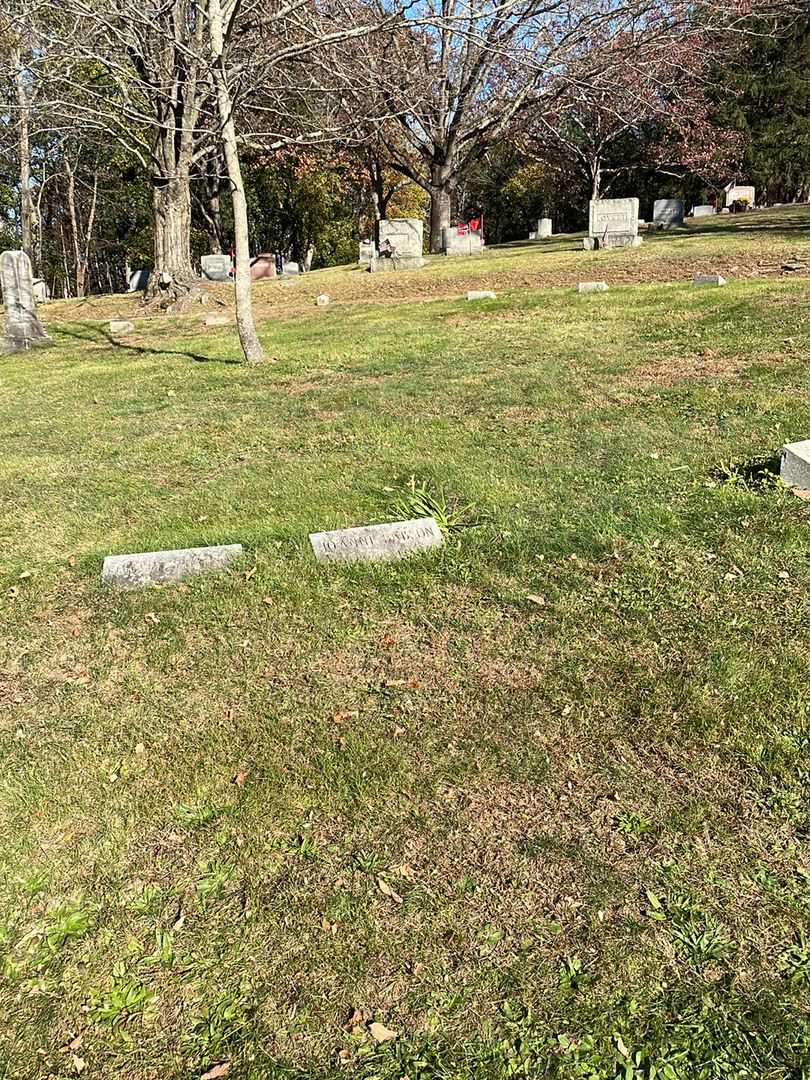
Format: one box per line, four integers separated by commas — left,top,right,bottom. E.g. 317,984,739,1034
202,151,225,253
428,165,453,254
65,156,86,296
147,166,198,305
590,159,602,201
208,0,264,364
14,49,35,263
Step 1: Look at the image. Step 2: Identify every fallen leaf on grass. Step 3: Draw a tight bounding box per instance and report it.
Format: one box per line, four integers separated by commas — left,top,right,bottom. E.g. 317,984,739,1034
233,769,250,788
72,1056,86,1075
200,1063,230,1079
376,877,403,903
59,1035,83,1053
368,1022,397,1043
332,710,358,724
527,594,545,606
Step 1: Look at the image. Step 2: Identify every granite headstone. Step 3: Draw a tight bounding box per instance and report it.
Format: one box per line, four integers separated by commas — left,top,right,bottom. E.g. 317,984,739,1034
102,543,243,589
201,254,232,282
309,517,443,565
588,198,641,249
1,250,48,351
537,218,553,239
780,440,810,490
653,199,685,229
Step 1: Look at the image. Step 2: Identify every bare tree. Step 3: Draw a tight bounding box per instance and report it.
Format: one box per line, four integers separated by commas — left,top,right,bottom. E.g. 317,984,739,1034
207,0,263,361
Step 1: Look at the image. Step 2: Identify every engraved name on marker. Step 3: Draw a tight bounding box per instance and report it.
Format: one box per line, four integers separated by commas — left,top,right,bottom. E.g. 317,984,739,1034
309,517,443,564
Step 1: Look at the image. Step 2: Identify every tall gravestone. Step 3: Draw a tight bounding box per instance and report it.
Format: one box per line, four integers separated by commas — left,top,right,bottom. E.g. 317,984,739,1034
653,199,685,229
1,250,48,351
587,198,641,250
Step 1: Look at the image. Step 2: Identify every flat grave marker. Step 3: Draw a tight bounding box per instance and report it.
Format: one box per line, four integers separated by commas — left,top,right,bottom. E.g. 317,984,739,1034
467,290,496,300
693,274,726,286
102,543,243,589
577,281,609,293
309,517,443,565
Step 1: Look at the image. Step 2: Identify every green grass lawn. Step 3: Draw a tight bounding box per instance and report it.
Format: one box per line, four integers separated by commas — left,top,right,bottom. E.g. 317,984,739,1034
2,216,810,1078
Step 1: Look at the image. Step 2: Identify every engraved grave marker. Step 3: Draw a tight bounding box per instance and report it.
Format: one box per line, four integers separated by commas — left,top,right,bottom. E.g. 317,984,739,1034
309,517,443,564
1,250,48,351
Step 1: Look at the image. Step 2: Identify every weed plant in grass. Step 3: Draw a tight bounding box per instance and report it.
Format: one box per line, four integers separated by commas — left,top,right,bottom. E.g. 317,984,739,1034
1,217,810,1077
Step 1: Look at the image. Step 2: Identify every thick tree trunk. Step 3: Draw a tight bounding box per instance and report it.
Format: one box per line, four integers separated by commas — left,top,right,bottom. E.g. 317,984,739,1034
14,50,35,263
208,0,264,364
428,165,453,254
147,168,198,306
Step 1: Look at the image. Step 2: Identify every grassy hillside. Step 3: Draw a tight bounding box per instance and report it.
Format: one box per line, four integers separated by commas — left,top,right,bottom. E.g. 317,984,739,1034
1,207,809,1079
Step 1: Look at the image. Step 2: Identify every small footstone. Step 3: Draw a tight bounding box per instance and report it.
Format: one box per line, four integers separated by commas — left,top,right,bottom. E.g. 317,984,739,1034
577,281,609,293
693,274,726,286
780,440,810,490
102,543,243,589
204,313,231,327
110,320,135,334
316,294,330,306
310,517,443,565
467,290,496,301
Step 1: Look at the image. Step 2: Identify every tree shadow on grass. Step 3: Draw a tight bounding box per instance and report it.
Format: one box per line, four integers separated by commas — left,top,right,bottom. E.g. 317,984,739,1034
54,323,244,365
711,453,783,490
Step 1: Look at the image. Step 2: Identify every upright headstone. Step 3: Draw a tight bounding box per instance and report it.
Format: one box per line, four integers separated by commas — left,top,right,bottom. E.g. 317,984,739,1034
371,219,425,271
588,198,641,249
31,278,49,303
653,199,685,229
443,220,484,257
0,250,48,351
537,218,553,239
201,254,232,282
724,182,755,207
692,205,715,218
250,254,276,281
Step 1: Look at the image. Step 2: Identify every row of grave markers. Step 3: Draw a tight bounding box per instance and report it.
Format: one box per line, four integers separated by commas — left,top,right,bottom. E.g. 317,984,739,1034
103,434,810,589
